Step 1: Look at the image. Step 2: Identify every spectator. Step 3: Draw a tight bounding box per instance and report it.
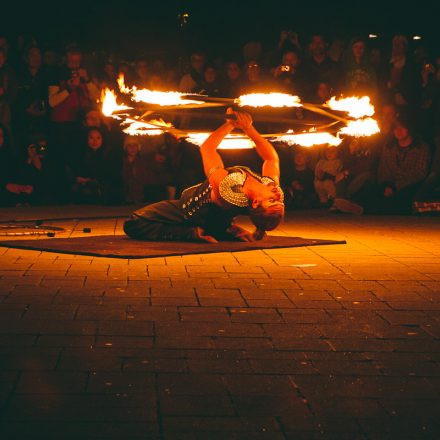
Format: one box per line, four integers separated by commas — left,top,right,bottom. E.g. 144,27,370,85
272,49,305,94
192,65,223,96
372,111,431,214
48,45,99,164
302,34,340,99
70,127,123,204
15,46,48,136
223,61,243,98
284,148,316,209
135,58,149,88
415,134,440,203
15,132,66,204
0,47,18,133
384,35,420,108
314,145,343,206
0,122,28,206
143,142,175,203
342,37,377,97
179,52,205,92
241,60,269,93
101,60,118,89
331,138,378,215
122,136,149,204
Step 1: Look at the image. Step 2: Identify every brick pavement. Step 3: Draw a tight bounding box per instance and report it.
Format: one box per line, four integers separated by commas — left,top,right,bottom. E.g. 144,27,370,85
0,209,439,439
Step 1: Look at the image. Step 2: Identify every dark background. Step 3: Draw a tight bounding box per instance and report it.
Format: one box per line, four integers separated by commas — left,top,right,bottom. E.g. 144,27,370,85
2,1,439,58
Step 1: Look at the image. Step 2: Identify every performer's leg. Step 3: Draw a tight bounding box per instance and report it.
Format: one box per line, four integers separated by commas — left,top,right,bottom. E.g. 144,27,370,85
123,215,197,241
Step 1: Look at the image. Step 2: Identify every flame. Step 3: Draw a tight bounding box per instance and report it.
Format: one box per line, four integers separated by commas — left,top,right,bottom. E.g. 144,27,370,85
117,73,131,94
326,96,375,119
275,130,342,147
338,118,380,137
186,132,255,149
117,73,203,106
131,88,204,106
121,118,173,136
101,89,131,117
235,93,302,108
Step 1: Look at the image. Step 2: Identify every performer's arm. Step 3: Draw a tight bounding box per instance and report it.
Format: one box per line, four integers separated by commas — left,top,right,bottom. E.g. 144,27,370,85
234,112,281,185
199,121,234,186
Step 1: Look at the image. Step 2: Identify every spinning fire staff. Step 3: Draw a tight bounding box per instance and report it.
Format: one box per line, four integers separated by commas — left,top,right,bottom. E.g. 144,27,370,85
123,109,284,243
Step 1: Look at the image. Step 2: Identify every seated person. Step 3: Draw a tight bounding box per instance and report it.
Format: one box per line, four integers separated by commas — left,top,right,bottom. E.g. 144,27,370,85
369,112,431,214
124,109,285,242
0,123,32,206
122,136,149,204
331,138,378,215
70,127,123,204
314,145,343,206
283,148,316,209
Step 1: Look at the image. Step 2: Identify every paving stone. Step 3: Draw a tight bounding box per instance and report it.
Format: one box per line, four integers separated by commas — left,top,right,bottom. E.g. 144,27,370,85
1,209,440,438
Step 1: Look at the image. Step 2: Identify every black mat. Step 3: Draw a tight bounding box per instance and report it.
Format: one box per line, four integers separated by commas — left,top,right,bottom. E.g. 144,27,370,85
0,235,346,258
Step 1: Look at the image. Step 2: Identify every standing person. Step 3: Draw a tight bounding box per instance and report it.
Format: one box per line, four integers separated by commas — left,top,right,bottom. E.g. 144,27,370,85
342,37,377,97
223,61,243,98
179,52,206,92
122,136,149,204
383,35,420,108
48,45,99,165
302,34,340,100
15,46,48,137
124,109,285,242
0,47,17,134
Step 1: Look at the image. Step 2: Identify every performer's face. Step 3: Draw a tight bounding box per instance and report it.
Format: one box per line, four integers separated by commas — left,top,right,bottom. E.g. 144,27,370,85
252,183,284,210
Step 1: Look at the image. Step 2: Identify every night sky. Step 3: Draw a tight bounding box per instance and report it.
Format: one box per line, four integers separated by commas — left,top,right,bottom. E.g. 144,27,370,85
2,1,439,57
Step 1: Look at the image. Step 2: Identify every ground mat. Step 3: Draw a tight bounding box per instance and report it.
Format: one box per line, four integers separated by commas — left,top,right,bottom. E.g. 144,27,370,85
0,235,346,258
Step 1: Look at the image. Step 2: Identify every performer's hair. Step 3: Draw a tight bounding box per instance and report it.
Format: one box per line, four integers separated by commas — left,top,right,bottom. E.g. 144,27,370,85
249,203,284,232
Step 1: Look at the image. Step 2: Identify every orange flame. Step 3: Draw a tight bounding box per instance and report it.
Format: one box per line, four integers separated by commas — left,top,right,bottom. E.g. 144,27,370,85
186,132,255,149
338,118,380,137
117,73,203,106
117,73,131,94
101,88,131,117
326,96,375,119
131,89,204,106
235,93,302,108
275,130,342,147
121,118,173,136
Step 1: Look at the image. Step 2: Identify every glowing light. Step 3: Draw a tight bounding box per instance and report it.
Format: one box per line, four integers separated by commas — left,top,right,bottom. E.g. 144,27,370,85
339,118,380,137
326,96,375,119
117,73,203,106
121,118,173,136
274,130,342,147
368,34,378,39
101,89,131,117
235,93,302,108
413,35,422,40
131,89,203,106
187,133,255,149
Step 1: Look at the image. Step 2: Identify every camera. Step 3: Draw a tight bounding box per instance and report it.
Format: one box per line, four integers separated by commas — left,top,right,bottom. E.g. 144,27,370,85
30,143,47,156
281,65,291,72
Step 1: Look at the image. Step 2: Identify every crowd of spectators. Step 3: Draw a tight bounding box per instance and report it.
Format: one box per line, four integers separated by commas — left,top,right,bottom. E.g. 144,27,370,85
0,31,439,215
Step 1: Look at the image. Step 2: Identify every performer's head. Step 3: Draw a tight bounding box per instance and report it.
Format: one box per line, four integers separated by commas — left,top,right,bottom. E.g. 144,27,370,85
248,182,284,233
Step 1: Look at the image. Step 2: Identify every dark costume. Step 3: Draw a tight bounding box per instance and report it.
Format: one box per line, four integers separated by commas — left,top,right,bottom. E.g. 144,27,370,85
123,166,275,241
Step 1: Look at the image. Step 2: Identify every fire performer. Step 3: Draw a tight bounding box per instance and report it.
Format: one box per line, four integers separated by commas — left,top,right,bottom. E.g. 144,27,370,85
123,109,284,243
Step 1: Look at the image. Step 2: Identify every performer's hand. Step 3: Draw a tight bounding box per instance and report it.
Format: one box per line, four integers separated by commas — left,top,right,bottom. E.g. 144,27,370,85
227,224,256,242
193,226,218,244
226,108,253,131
